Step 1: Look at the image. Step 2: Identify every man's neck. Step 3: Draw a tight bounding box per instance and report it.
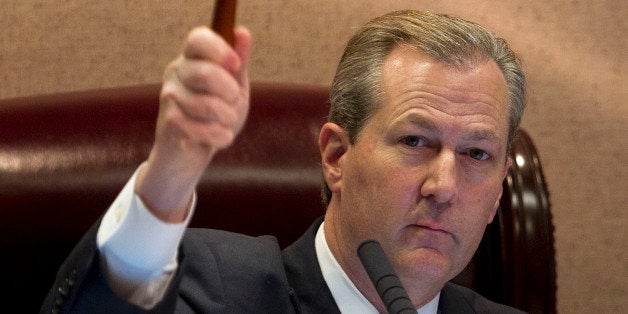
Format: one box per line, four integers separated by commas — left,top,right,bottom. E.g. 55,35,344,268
315,221,441,313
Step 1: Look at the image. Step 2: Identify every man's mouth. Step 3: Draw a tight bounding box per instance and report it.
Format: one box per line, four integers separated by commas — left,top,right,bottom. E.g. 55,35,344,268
415,223,449,234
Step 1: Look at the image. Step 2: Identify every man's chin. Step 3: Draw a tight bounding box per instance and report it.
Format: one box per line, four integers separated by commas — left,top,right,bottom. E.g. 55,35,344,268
396,247,453,282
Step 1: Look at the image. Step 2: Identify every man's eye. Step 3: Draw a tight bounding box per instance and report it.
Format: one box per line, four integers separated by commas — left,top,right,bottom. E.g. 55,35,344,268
469,148,490,161
402,136,426,147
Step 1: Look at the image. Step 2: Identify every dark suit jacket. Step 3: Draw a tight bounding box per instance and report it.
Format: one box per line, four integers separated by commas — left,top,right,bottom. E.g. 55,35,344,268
41,218,524,313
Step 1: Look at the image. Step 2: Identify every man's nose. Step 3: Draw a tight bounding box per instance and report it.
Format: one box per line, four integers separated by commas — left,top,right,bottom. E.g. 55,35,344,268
420,150,458,204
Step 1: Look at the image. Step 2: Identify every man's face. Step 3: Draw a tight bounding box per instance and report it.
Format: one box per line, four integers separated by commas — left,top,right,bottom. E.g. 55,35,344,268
323,46,512,290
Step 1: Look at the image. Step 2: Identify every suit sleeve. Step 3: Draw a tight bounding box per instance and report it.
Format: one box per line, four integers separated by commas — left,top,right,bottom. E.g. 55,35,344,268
40,167,194,313
40,215,188,313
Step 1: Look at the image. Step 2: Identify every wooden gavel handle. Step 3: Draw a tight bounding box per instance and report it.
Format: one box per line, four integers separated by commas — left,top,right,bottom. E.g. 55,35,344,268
211,0,237,46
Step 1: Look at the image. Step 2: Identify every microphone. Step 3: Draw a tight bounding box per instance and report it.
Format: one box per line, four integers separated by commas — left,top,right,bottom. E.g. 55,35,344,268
357,240,416,314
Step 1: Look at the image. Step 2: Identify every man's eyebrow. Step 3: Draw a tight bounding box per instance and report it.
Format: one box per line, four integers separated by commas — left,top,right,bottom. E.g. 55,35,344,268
463,129,502,145
399,113,504,144
405,115,439,133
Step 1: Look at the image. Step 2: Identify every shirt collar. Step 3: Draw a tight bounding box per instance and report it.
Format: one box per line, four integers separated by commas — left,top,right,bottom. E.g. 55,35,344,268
315,222,440,314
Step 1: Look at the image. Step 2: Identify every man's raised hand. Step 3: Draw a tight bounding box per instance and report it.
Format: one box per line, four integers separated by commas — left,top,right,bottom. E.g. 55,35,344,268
135,26,252,223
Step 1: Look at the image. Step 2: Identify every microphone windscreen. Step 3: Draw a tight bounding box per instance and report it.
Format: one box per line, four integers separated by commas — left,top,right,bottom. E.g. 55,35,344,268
357,239,416,314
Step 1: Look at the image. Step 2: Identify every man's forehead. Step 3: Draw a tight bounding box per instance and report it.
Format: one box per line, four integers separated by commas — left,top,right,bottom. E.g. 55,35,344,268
357,47,510,145
382,46,508,100
378,47,509,121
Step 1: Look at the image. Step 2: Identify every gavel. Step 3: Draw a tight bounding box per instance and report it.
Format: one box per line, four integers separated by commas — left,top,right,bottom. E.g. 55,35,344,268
212,0,237,46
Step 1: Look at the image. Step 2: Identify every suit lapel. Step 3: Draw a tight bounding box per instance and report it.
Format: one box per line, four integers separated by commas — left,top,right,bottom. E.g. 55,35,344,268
438,282,476,313
282,217,341,314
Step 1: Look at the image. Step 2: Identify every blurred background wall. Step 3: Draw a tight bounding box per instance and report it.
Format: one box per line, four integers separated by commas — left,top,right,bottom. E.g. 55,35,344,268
1,1,625,312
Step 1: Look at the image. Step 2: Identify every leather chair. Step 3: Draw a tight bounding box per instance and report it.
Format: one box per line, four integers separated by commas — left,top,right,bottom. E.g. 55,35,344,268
0,83,555,313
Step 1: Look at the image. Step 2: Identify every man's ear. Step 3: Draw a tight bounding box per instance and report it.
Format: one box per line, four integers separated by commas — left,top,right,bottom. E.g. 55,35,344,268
319,122,350,195
488,189,502,224
488,156,513,224
504,156,513,180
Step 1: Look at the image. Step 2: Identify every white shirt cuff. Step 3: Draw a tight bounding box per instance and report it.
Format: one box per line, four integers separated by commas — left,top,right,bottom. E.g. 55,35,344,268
97,164,195,283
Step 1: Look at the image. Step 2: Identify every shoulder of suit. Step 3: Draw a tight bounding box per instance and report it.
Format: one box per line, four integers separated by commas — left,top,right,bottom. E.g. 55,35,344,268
181,228,282,267
174,230,295,312
441,282,527,314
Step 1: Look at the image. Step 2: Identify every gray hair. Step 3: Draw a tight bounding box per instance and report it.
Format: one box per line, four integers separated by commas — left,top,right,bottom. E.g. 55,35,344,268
322,10,526,206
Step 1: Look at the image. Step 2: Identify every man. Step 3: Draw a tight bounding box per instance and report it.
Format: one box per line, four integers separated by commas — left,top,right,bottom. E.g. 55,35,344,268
42,10,526,313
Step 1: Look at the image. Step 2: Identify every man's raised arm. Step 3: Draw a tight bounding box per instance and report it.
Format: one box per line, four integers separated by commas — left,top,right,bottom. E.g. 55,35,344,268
42,27,254,312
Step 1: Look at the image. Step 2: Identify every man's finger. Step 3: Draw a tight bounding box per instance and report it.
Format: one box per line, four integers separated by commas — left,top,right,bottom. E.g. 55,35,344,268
175,58,240,99
233,26,252,85
171,87,239,126
183,26,241,73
